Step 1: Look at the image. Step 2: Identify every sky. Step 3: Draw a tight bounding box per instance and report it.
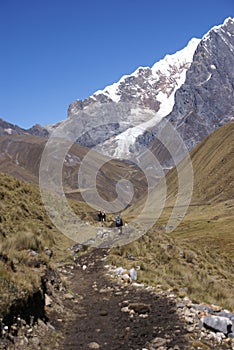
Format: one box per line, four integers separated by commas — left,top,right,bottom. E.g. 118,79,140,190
0,0,233,129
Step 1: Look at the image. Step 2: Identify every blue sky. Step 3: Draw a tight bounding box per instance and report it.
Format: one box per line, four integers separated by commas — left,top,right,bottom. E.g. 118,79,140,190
0,0,233,129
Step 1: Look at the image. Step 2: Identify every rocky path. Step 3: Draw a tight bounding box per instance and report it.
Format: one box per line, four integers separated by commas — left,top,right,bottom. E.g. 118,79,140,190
1,248,233,349
60,248,189,350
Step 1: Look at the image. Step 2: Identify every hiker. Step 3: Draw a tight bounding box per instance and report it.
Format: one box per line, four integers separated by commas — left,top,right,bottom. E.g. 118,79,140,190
98,210,102,222
116,214,123,234
101,210,106,222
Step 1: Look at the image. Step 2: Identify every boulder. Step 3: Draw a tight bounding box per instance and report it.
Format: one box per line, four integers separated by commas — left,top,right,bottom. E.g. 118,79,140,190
201,315,233,335
216,312,234,332
129,268,137,281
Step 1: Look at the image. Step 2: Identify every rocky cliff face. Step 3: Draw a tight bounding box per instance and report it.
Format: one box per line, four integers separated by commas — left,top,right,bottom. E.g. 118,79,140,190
138,16,234,162
171,17,234,148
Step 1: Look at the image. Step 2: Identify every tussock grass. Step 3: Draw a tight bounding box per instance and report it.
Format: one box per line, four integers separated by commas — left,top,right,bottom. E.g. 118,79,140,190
0,172,95,318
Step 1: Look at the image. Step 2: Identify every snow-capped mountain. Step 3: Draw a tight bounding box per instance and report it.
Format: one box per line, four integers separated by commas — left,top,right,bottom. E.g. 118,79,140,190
69,38,199,113
2,17,233,166
136,16,234,162
68,38,200,158
67,17,234,161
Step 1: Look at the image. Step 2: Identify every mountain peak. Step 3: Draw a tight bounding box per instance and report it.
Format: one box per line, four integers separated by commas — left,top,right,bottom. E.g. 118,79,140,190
202,16,234,41
68,36,200,123
91,37,200,107
10,17,231,164
65,17,234,161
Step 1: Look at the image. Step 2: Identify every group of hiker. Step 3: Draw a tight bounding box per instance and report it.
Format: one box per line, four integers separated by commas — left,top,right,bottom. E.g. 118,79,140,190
97,209,123,234
97,209,106,223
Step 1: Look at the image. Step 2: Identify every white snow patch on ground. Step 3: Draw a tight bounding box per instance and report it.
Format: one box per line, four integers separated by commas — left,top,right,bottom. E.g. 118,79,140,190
196,73,212,86
104,88,177,159
4,128,13,134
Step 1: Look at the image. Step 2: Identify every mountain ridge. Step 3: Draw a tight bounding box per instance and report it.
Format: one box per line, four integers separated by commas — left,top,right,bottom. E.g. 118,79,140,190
68,37,200,112
0,17,233,167
66,16,234,161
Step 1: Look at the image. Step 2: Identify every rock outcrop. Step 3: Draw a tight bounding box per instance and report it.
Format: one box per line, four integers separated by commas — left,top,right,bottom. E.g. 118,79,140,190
138,17,234,166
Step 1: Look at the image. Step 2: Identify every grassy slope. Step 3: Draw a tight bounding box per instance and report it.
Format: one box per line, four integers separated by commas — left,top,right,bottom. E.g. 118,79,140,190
109,122,234,311
0,172,97,318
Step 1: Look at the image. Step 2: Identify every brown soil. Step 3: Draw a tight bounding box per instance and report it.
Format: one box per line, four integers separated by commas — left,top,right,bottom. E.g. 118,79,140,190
56,249,190,350
1,248,232,349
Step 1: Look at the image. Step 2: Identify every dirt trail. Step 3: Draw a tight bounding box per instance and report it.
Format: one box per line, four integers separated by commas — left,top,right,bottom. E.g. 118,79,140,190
59,249,189,350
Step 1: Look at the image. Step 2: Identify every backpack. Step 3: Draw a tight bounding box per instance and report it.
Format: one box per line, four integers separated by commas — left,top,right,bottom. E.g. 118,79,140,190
116,216,122,225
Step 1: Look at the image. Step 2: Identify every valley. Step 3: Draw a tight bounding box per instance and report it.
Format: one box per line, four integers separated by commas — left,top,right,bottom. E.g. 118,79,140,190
0,122,233,349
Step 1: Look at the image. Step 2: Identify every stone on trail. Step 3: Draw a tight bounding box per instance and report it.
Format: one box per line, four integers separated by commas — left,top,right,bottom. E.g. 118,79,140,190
99,310,108,316
45,293,52,307
216,311,234,332
129,267,137,281
121,273,131,283
64,293,74,300
132,282,145,288
147,336,168,348
201,315,233,334
88,341,100,349
112,266,127,275
128,302,151,314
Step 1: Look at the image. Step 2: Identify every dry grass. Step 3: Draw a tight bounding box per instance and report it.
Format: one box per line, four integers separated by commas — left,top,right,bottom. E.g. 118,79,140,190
109,202,234,311
108,123,234,311
0,172,95,317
